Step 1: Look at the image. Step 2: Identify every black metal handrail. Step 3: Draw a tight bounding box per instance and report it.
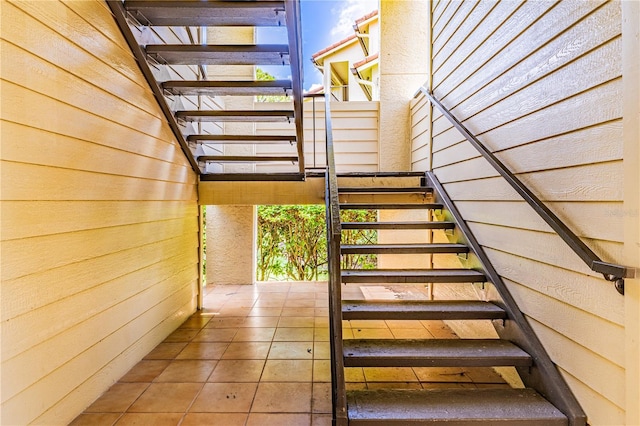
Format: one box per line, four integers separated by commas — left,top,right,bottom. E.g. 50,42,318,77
322,93,348,425
416,86,634,295
284,0,305,173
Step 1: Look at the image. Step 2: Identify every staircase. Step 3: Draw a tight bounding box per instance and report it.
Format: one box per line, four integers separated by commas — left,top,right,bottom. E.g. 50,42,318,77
108,0,305,181
328,171,586,425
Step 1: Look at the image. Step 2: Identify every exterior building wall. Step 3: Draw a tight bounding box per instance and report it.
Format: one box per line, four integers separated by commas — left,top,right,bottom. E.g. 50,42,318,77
250,101,380,173
622,1,640,424
377,0,430,268
0,1,200,424
412,1,630,423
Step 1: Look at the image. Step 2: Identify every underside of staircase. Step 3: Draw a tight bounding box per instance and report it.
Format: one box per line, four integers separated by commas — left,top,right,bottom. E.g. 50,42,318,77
328,171,586,425
109,0,306,181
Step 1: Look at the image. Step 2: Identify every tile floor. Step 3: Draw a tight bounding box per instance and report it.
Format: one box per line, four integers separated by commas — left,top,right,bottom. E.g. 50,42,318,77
70,282,508,426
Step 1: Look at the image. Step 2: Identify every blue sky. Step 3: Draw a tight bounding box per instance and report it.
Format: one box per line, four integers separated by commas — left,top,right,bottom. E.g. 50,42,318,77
257,0,378,91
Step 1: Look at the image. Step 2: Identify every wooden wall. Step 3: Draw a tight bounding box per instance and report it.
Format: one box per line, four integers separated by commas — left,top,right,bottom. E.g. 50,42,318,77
0,1,200,424
253,100,380,173
413,0,626,423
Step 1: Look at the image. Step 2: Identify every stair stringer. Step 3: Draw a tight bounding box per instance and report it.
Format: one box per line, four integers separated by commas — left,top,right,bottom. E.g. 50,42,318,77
425,171,587,426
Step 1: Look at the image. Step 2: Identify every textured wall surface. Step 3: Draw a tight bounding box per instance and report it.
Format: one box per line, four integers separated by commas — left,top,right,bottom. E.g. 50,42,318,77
0,1,200,424
206,205,256,285
422,1,627,423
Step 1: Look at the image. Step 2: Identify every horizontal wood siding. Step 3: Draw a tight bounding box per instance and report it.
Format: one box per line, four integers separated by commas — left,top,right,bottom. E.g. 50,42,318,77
425,0,625,422
0,1,199,424
254,101,379,173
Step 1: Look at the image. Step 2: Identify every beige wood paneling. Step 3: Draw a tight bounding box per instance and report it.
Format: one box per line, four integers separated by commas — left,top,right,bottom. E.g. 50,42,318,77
424,1,627,421
0,1,199,424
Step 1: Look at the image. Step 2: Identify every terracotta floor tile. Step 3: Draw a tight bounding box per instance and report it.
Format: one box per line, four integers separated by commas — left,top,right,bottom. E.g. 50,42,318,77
463,367,507,383
268,342,314,359
413,366,473,383
180,413,248,426
314,308,329,317
311,383,331,414
176,342,229,360
205,317,248,328
143,343,188,360
312,360,331,382
262,360,313,382
85,383,149,412
217,307,252,317
246,413,311,426
284,299,316,308
277,316,316,328
248,307,282,317
154,360,217,382
233,327,276,342
351,328,394,339
209,360,265,382
390,328,434,339
344,367,365,383
311,414,332,426
68,413,121,426
119,360,169,382
421,321,458,338
273,327,314,341
366,382,423,389
192,328,238,342
287,291,316,299
251,382,312,413
164,328,200,343
253,299,286,308
222,342,272,360
238,316,280,328
314,317,329,328
385,319,426,329
115,413,182,425
363,367,418,382
312,342,330,359
190,383,258,413
347,320,388,329
179,316,212,329
281,308,316,317
313,328,329,341
128,383,202,412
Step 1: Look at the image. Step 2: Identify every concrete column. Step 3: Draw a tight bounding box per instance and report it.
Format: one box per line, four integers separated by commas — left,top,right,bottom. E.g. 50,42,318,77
205,27,257,285
378,0,430,269
206,205,256,285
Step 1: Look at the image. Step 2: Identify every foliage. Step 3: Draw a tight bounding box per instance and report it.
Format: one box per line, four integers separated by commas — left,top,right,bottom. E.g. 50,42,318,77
256,205,377,281
340,209,377,270
255,68,291,103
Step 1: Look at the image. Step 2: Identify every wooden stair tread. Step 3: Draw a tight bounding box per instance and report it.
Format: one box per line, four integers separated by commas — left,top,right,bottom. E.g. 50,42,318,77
341,221,455,230
341,243,468,254
347,388,567,425
343,339,532,367
163,80,292,96
146,44,290,66
198,155,297,163
340,203,443,210
125,1,286,27
341,300,506,320
188,134,296,144
176,110,294,122
341,269,486,283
